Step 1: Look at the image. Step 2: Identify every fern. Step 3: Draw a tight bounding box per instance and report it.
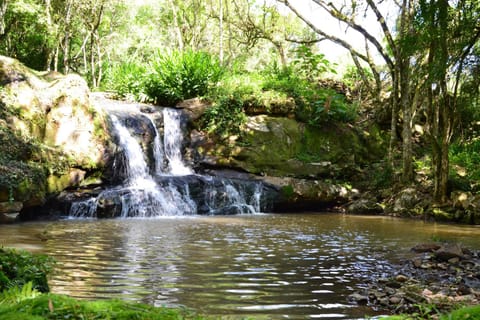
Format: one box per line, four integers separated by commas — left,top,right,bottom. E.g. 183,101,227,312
0,281,41,305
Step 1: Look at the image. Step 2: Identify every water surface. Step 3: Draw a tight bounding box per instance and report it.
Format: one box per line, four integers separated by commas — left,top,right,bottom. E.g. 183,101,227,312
0,213,479,319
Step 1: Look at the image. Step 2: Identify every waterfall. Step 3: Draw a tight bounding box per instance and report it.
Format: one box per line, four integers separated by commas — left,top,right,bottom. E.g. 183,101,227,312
163,108,192,175
68,100,268,218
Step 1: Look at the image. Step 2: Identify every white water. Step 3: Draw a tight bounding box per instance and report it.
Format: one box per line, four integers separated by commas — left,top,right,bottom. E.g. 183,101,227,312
163,108,192,175
69,102,264,218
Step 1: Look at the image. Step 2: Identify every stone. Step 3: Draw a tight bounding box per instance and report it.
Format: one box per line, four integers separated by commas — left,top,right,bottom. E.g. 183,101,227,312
435,243,464,262
389,295,402,304
0,201,23,213
348,293,368,304
411,243,441,253
347,198,383,215
176,97,211,121
395,274,409,282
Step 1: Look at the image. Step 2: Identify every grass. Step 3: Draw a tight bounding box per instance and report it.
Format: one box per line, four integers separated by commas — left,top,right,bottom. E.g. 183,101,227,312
380,305,480,320
0,293,206,320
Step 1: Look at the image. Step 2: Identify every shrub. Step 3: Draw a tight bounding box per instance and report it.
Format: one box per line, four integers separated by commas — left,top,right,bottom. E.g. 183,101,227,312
103,61,149,102
145,50,224,105
0,248,54,293
201,94,247,138
450,138,480,191
263,66,357,125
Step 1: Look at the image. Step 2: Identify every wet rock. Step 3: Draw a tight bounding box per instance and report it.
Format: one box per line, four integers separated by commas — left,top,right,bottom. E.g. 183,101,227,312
411,243,441,253
348,292,368,304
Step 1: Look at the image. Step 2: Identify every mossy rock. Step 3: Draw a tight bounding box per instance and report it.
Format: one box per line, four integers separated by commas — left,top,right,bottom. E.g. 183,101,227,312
196,115,385,179
0,55,113,213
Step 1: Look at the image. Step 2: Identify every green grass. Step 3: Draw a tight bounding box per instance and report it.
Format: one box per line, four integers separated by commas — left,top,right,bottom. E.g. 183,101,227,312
380,305,480,320
0,293,205,320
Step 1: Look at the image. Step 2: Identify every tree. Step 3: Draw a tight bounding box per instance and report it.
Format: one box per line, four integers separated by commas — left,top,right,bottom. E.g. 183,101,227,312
415,0,480,202
281,0,416,183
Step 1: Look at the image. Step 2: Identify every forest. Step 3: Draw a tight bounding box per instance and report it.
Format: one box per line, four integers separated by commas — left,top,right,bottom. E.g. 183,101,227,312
0,0,480,319
2,0,480,208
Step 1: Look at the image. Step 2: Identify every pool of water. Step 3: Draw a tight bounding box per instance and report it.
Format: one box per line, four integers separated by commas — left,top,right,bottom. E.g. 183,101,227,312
1,213,479,319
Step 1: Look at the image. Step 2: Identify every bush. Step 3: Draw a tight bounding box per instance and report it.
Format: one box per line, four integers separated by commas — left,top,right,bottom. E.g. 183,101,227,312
201,94,247,138
263,66,357,125
145,50,224,105
102,61,148,102
0,248,54,293
450,138,480,191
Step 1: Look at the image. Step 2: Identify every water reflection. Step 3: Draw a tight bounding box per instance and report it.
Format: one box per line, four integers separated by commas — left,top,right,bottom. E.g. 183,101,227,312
0,214,479,319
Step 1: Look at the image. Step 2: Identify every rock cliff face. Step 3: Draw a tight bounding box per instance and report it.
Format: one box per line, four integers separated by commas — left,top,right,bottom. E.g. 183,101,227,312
0,56,113,215
182,98,386,211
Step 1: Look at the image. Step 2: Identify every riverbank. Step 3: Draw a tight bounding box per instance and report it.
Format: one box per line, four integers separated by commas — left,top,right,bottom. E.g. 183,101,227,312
349,242,480,318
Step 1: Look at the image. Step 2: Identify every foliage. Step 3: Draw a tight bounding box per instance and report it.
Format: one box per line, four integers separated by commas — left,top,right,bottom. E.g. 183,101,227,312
144,50,224,105
0,282,41,305
0,248,54,293
291,44,335,80
449,139,480,191
101,61,148,102
0,0,53,70
383,304,480,320
263,66,357,125
0,293,205,320
201,94,247,138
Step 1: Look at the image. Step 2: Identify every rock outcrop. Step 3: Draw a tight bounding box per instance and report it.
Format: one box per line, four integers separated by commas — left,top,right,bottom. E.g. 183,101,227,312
181,98,385,211
0,56,113,218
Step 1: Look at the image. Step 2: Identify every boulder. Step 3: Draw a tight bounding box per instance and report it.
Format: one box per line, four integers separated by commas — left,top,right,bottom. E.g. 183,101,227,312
0,55,112,217
434,243,464,262
193,115,383,179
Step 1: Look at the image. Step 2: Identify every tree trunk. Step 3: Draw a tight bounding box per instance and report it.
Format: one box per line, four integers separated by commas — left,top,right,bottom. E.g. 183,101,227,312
400,57,413,183
0,0,7,36
219,0,223,63
170,0,184,50
63,0,73,74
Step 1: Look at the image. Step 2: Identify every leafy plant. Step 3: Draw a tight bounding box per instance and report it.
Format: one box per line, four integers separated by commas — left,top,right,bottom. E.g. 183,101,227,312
201,94,247,138
0,248,54,293
0,282,41,305
145,50,224,105
291,44,336,80
103,61,148,102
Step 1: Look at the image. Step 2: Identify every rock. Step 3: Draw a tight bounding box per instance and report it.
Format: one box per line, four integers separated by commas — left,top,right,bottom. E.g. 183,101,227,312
177,97,211,121
392,188,422,215
0,212,19,223
348,293,368,304
435,243,464,262
347,198,383,215
395,274,409,282
411,243,441,253
389,295,402,304
193,115,384,180
448,257,460,264
0,201,23,213
0,56,112,214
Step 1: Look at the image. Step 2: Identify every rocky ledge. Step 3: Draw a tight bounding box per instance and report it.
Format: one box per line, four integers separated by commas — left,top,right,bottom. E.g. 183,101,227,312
349,242,480,316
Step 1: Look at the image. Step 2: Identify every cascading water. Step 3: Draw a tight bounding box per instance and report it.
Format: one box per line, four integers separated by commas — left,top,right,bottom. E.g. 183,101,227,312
68,98,268,218
162,108,193,175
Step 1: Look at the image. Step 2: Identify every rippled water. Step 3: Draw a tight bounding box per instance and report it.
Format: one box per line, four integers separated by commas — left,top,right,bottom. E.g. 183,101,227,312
0,214,479,319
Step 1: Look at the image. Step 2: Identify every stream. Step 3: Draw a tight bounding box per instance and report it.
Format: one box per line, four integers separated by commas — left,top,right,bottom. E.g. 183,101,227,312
0,213,479,319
